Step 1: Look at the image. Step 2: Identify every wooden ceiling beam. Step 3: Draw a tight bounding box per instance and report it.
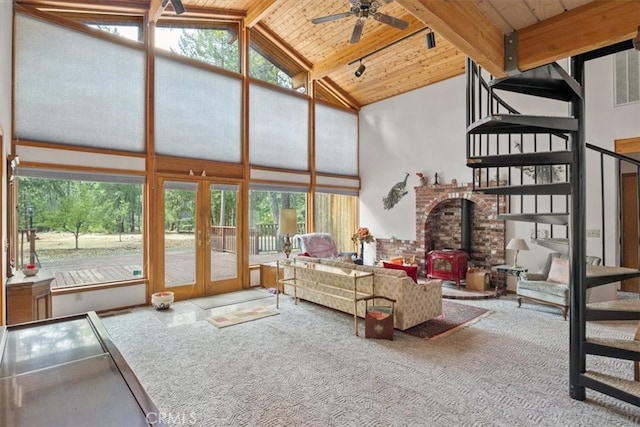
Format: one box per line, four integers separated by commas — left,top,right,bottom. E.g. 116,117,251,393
148,0,166,23
309,19,425,81
396,0,505,77
246,0,279,28
517,0,640,72
316,78,361,111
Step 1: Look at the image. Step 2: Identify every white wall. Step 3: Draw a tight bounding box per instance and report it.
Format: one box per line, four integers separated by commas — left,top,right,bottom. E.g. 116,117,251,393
1,2,13,324
359,75,467,242
53,284,147,317
359,55,640,296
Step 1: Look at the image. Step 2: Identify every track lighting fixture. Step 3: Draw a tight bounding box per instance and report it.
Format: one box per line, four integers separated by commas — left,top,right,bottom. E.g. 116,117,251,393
426,30,436,49
161,0,185,15
348,27,433,76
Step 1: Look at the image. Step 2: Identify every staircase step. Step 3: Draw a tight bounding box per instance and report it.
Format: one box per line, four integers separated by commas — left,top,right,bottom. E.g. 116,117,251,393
581,371,640,407
585,337,640,360
490,62,583,101
467,114,578,135
478,182,570,196
586,265,640,288
586,298,640,321
534,238,569,253
499,213,569,225
467,151,573,168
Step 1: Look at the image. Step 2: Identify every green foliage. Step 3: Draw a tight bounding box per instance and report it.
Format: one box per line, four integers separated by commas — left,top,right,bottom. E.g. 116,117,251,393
18,177,143,249
164,186,195,232
176,28,239,72
249,48,292,88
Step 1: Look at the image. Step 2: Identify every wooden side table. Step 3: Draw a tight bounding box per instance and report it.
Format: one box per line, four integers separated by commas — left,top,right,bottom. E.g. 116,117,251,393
6,270,55,325
260,262,283,289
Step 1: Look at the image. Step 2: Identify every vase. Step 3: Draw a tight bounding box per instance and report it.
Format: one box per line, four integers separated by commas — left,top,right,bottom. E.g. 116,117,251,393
359,242,364,259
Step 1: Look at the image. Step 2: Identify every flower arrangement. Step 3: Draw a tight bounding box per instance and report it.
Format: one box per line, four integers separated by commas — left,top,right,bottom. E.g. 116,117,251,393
352,227,375,245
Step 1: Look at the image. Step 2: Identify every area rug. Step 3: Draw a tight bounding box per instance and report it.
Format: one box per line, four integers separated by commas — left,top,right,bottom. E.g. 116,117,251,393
207,306,279,329
190,288,274,310
403,300,492,340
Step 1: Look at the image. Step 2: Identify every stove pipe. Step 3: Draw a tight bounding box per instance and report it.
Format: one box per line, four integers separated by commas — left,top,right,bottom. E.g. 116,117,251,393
461,199,472,254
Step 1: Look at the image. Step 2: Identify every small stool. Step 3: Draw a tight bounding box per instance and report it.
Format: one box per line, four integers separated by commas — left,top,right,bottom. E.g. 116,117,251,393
361,296,396,340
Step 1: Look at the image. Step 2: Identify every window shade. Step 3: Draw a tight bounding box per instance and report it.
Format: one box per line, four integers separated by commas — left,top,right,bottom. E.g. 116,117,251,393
19,167,145,184
249,83,308,170
15,13,146,151
315,104,358,176
155,55,242,162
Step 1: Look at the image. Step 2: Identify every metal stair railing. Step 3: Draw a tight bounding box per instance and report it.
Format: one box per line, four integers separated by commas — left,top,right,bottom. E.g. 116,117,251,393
466,58,570,241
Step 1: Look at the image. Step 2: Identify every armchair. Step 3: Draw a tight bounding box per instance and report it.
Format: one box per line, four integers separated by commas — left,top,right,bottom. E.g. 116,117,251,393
516,252,601,319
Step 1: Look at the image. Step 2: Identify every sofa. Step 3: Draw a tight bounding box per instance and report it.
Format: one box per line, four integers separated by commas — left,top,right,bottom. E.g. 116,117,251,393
516,252,601,319
281,256,442,330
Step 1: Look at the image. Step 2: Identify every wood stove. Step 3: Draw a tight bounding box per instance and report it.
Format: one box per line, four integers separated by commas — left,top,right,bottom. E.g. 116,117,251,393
427,249,469,288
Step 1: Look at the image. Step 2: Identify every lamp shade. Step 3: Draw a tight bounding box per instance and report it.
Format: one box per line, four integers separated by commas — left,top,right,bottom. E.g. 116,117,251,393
506,238,529,251
278,209,297,235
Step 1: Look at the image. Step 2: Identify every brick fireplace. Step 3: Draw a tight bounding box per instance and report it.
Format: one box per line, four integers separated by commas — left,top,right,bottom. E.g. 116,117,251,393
376,181,506,282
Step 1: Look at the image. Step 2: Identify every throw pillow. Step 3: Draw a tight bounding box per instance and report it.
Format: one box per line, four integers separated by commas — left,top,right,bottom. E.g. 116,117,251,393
547,256,569,284
382,261,418,283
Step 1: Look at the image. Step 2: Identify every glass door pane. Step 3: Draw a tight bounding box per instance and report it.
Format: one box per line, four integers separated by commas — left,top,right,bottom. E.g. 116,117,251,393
206,183,241,294
163,181,197,287
209,183,239,282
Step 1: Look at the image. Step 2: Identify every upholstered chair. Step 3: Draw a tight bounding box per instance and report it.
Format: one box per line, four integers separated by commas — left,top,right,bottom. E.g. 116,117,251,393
516,253,601,319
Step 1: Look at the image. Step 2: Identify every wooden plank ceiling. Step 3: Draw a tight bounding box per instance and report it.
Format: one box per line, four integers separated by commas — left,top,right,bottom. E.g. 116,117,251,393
190,0,640,107
23,0,640,107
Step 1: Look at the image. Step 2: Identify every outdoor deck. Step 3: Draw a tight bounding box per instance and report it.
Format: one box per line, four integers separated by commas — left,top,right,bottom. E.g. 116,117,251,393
45,250,286,289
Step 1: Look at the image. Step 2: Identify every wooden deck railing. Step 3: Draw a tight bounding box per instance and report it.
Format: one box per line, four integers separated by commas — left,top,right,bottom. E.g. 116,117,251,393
212,223,303,254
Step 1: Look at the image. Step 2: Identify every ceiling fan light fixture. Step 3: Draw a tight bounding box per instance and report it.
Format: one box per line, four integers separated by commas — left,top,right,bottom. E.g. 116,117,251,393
355,62,366,78
426,31,436,49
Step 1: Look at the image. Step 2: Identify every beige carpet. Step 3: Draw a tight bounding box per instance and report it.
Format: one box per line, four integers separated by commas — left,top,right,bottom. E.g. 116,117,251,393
101,295,640,426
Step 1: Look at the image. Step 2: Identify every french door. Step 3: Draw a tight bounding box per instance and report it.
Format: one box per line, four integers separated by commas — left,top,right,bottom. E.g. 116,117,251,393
157,177,242,300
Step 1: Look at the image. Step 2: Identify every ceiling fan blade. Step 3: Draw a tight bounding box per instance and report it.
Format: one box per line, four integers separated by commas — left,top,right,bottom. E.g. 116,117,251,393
373,12,409,30
311,11,353,25
350,19,365,43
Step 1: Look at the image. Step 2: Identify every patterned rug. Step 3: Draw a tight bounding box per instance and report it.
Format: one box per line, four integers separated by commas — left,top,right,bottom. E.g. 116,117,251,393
207,306,279,328
403,299,492,339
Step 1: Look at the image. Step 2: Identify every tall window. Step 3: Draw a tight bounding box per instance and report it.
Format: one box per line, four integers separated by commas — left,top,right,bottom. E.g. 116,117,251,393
89,24,141,41
615,49,640,106
17,171,144,288
155,25,240,73
249,47,293,89
315,191,358,253
248,187,307,264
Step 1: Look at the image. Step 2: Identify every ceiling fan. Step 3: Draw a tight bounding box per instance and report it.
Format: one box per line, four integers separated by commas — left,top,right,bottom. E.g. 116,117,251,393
311,0,409,44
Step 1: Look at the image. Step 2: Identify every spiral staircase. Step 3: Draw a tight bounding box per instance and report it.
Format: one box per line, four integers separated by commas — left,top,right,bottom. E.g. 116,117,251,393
465,41,640,407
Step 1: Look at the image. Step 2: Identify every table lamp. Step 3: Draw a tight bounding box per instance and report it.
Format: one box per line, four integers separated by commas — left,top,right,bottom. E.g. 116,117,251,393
506,238,529,268
279,208,297,258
